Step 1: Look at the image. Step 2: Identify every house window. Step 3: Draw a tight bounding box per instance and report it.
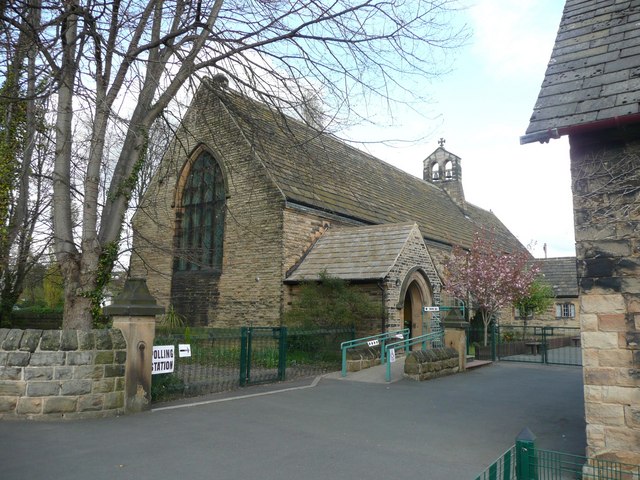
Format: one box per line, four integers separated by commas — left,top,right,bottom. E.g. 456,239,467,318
174,151,225,272
555,303,575,319
515,308,533,320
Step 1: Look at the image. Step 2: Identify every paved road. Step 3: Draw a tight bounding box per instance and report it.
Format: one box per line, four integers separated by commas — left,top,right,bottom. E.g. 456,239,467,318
0,362,585,480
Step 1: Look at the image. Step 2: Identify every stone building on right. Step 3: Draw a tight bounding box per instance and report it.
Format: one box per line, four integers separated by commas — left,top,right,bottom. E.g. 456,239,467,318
521,0,640,465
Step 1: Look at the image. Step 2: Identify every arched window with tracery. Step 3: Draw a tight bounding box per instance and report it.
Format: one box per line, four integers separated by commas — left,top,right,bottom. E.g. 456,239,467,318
174,151,225,272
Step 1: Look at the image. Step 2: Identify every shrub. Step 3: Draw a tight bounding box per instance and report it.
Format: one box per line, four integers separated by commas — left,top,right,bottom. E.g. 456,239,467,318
285,271,382,329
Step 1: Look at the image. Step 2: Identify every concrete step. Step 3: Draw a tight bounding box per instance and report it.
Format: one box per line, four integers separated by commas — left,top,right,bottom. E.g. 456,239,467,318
466,359,493,369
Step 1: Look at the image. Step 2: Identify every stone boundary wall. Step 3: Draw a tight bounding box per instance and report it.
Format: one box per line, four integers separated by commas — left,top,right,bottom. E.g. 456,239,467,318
404,347,459,381
0,328,126,420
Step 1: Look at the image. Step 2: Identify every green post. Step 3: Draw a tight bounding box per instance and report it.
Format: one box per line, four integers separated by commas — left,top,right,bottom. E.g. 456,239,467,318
516,427,537,480
240,327,248,387
542,327,548,364
278,327,287,381
491,323,497,362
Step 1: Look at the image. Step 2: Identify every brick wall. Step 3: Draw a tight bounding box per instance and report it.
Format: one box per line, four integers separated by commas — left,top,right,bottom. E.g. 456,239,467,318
0,329,126,419
570,130,640,464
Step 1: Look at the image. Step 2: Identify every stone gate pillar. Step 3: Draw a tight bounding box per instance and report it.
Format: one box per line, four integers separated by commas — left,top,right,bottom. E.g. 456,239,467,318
443,307,468,370
104,278,164,413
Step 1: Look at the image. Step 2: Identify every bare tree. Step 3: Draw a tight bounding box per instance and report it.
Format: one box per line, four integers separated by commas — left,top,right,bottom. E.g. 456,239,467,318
0,0,53,324
2,0,467,329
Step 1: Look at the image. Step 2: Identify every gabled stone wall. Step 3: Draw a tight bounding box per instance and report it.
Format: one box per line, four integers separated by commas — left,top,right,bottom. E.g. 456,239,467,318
384,226,442,330
570,130,640,465
0,329,126,419
132,88,287,327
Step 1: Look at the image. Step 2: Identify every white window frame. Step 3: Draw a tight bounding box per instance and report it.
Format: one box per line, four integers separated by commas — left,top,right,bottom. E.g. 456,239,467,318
555,302,575,319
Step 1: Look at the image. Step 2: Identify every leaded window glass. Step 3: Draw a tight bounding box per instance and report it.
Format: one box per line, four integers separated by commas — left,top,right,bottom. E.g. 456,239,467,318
175,151,225,271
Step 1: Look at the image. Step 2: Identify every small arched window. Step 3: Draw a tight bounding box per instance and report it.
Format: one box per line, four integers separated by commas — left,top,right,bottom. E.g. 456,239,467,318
174,151,225,272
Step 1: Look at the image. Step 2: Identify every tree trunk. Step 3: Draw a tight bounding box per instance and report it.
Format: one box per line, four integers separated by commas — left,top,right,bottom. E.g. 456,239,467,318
59,254,96,330
482,310,492,346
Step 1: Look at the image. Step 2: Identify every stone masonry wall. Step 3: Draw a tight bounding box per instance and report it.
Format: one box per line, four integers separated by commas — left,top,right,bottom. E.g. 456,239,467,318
570,130,640,465
132,86,286,327
503,299,580,329
384,226,442,330
0,329,126,419
404,347,460,381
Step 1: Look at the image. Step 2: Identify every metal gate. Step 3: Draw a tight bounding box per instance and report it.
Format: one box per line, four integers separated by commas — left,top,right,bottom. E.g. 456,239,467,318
239,326,287,386
471,325,582,367
497,325,582,366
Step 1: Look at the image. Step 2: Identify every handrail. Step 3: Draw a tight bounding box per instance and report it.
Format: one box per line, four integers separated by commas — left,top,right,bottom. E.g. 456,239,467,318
340,329,409,377
384,331,444,382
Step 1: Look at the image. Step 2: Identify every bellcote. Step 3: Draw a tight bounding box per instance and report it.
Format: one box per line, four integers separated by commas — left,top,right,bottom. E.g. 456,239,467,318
423,140,466,211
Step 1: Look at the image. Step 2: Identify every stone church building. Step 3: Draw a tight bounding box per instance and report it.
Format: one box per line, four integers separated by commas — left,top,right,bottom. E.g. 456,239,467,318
131,80,524,336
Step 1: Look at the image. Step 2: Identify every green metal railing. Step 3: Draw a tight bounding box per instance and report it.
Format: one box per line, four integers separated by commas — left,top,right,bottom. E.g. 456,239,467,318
340,329,409,377
152,326,354,402
476,446,517,480
384,331,444,382
475,428,640,480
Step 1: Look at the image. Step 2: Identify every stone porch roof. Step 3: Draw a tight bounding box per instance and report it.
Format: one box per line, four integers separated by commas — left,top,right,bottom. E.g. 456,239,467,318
285,223,420,282
208,84,525,253
538,257,579,298
522,0,640,144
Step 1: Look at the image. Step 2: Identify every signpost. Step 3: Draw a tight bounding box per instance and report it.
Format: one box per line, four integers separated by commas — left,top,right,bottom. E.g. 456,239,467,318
152,345,175,374
178,344,191,358
423,306,440,312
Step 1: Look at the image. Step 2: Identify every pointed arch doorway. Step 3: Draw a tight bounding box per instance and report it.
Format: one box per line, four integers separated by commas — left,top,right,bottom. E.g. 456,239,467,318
400,270,433,339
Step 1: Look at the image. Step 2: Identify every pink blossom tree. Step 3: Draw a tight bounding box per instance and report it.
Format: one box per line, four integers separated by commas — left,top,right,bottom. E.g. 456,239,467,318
444,229,539,346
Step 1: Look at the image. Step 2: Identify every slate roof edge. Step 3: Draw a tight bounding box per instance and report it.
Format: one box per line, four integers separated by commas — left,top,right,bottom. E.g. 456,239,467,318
521,107,640,144
283,276,383,285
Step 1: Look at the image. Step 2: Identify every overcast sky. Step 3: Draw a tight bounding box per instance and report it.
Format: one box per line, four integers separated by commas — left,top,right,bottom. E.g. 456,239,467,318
348,0,574,259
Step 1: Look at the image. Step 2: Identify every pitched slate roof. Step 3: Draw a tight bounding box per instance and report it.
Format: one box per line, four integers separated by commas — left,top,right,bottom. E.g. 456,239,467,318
522,0,640,144
538,257,578,297
285,223,420,282
208,85,524,253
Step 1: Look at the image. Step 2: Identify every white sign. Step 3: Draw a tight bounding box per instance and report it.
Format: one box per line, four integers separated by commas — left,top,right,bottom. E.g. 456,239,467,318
389,348,396,363
178,344,191,358
152,345,175,374
394,333,404,339
367,339,380,347
423,306,440,312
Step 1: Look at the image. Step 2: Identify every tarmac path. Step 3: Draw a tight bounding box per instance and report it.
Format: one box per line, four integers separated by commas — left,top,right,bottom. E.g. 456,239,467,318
0,362,585,480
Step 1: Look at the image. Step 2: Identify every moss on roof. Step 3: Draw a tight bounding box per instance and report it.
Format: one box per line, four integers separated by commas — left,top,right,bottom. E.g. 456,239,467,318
204,83,524,253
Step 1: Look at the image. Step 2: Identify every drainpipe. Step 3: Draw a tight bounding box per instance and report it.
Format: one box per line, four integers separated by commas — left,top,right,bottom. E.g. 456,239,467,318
377,280,386,333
